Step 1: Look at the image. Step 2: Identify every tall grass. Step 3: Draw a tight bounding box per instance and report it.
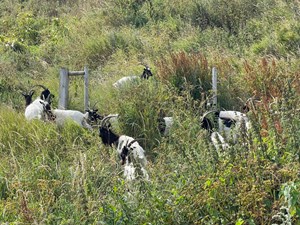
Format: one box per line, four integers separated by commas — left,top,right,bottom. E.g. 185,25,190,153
157,51,210,102
1,0,300,224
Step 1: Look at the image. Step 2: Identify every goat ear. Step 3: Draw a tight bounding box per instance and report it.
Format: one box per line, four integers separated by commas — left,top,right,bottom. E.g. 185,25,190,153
84,112,89,119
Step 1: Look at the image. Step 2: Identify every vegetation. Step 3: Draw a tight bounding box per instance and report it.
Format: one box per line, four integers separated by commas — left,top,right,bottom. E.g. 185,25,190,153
0,0,299,224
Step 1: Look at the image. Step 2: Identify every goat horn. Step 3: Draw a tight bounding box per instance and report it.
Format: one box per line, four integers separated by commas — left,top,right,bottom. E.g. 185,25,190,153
100,114,119,127
30,84,48,90
20,89,34,96
201,110,218,121
92,101,99,110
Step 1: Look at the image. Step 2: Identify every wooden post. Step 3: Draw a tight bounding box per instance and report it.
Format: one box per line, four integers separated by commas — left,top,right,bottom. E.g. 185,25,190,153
59,68,69,109
84,66,89,111
212,67,217,110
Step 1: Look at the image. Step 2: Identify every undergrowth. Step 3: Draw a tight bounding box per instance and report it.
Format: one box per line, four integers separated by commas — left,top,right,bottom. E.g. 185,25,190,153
0,0,300,224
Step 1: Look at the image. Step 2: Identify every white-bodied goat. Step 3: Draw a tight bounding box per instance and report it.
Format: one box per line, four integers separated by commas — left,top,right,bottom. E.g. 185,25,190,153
217,110,251,143
44,108,93,130
201,110,251,151
24,98,49,121
200,110,228,151
99,115,149,180
113,65,153,88
22,85,55,121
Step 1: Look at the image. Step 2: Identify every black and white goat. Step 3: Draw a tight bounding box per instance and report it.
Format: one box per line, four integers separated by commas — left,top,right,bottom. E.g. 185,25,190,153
42,105,93,130
99,115,149,180
201,110,251,151
22,85,54,121
85,108,120,129
85,108,103,125
217,110,251,142
22,84,54,105
24,97,50,121
22,90,35,107
113,65,153,88
24,84,53,102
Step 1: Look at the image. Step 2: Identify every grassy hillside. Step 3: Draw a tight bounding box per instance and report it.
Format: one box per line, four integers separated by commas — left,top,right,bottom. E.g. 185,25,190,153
0,0,300,224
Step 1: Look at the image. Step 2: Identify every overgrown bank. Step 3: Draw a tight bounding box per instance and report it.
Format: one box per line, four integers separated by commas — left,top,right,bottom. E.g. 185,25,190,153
0,0,300,224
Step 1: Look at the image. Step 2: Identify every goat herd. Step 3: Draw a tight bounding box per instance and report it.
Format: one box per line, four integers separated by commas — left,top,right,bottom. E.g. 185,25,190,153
21,66,251,181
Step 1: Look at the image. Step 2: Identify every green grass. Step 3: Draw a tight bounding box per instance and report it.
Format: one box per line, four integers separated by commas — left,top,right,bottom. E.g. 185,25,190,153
0,0,300,224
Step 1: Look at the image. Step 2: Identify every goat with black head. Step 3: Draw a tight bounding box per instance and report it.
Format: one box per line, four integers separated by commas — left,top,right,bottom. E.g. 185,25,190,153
21,90,35,107
113,64,153,88
140,65,153,79
32,84,55,104
87,109,103,123
200,110,229,151
85,104,104,125
200,109,251,151
200,110,216,132
99,114,120,146
99,115,149,180
23,93,52,121
21,84,56,121
22,84,54,105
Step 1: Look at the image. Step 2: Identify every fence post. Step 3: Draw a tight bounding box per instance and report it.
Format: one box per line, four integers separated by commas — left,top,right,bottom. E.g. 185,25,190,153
84,66,89,111
58,67,89,110
212,67,217,110
59,68,69,109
